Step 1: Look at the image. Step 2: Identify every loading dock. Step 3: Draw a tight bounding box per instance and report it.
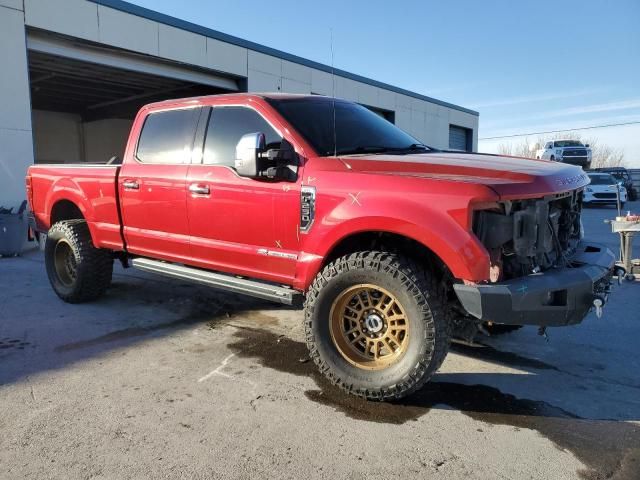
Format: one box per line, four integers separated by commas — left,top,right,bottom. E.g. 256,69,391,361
27,32,238,164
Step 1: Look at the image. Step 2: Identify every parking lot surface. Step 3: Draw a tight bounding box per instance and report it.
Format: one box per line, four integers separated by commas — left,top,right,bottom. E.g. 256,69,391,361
1,202,639,480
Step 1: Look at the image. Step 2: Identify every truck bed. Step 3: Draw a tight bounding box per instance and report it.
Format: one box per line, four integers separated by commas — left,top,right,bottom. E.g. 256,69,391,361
28,164,124,251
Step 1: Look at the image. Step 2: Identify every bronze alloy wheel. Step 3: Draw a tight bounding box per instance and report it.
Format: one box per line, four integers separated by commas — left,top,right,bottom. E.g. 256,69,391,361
53,240,77,287
329,284,409,370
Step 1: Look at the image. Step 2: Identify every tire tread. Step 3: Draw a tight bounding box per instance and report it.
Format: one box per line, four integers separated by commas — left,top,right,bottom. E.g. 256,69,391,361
45,220,113,303
304,250,450,401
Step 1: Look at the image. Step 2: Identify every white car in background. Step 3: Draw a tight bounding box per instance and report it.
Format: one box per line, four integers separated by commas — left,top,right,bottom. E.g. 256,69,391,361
584,173,627,208
536,140,592,168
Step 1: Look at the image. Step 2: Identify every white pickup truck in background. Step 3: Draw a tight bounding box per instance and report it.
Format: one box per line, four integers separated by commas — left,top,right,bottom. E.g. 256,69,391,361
535,140,592,168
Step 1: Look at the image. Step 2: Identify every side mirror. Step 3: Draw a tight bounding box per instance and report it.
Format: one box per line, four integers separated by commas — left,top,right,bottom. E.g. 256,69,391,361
235,132,266,177
585,144,590,148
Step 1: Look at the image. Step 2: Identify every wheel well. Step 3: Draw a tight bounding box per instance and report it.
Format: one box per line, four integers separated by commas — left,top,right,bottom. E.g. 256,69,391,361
50,200,84,225
324,231,449,277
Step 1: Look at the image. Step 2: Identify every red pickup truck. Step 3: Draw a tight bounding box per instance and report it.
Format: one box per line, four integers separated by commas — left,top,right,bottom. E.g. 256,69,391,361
27,93,619,401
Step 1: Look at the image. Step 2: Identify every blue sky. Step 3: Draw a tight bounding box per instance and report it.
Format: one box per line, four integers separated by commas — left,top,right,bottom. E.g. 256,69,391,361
131,0,640,165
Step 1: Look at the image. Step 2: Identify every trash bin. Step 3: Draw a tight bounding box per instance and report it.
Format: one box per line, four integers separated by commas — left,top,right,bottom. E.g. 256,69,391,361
0,201,29,257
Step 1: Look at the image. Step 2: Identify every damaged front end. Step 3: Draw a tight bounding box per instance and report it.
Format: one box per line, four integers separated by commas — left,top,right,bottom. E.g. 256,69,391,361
453,189,618,328
473,190,584,280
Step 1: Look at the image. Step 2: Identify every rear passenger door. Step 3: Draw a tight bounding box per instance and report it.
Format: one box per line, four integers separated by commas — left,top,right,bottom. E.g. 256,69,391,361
119,107,201,262
186,105,301,284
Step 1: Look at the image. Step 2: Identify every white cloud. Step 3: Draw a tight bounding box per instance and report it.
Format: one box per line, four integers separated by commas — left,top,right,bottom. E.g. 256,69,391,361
538,98,640,119
482,99,640,131
469,88,604,109
480,112,640,138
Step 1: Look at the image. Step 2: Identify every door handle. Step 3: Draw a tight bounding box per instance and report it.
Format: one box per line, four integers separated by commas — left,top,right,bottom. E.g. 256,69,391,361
122,179,139,190
189,184,210,195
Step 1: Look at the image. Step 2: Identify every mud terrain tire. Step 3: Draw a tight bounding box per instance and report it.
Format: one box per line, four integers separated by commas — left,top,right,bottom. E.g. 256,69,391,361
45,220,113,303
304,251,450,401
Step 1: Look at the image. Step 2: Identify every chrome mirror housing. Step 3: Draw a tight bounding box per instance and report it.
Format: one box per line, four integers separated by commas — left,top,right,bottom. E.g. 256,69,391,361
235,132,266,177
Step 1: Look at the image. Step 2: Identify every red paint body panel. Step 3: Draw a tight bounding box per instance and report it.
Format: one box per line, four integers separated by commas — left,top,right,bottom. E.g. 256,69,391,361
26,93,589,292
27,165,123,250
119,162,191,262
185,164,300,283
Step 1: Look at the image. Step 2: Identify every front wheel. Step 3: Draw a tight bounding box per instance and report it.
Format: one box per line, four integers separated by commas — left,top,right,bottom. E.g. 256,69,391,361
304,251,451,401
45,220,113,303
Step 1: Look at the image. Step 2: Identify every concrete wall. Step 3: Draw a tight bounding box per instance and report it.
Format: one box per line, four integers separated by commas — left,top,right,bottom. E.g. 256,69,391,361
32,111,132,164
32,111,83,164
0,2,34,210
21,0,478,153
83,118,133,163
23,0,248,77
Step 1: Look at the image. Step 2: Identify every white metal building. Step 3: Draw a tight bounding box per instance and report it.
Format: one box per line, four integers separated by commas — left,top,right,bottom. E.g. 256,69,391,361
0,0,479,209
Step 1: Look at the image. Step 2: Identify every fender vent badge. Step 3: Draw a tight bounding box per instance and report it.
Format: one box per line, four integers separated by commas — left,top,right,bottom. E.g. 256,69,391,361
300,186,316,233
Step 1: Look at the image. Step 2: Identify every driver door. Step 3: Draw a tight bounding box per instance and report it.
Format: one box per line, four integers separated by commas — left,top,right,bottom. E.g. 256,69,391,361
186,105,301,284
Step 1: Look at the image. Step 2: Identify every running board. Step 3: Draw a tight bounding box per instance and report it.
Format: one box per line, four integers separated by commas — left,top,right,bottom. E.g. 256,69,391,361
131,257,299,305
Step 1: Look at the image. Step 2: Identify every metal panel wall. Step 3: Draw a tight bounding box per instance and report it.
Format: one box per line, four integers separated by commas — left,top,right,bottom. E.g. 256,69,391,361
0,4,34,209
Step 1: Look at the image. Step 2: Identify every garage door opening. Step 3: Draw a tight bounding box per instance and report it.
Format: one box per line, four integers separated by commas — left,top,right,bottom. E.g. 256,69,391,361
449,124,472,152
28,50,235,164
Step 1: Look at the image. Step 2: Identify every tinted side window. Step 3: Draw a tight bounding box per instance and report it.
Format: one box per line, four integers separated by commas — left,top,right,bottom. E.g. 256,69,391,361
203,107,281,166
136,108,200,164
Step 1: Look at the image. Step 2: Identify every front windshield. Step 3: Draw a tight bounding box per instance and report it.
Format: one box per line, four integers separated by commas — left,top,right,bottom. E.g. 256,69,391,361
589,174,616,185
266,97,431,156
554,140,584,147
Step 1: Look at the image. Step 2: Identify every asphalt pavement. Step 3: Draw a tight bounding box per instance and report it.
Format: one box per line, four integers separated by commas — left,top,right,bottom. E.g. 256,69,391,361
1,201,639,480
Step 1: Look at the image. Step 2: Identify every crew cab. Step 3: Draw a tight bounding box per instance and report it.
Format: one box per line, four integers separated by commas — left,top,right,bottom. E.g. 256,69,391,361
536,140,592,168
27,94,620,401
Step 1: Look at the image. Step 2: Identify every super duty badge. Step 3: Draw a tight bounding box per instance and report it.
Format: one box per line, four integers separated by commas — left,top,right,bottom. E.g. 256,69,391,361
300,186,316,233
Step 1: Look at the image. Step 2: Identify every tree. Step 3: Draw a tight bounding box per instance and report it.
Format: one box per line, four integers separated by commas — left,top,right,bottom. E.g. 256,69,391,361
497,132,626,168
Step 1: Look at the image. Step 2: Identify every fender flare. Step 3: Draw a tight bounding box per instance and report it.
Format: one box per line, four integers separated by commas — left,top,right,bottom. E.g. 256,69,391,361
295,214,489,290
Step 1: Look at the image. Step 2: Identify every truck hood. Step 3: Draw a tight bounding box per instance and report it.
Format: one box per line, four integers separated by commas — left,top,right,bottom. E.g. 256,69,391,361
339,152,590,198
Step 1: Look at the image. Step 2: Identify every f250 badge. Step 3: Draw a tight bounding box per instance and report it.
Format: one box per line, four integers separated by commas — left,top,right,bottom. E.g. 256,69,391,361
300,186,316,233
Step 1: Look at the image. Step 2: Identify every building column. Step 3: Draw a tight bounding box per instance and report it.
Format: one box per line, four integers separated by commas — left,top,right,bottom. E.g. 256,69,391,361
0,2,34,210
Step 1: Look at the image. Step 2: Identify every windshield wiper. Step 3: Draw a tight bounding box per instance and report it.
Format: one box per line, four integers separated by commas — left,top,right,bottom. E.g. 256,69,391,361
334,144,435,156
334,146,391,155
384,143,437,154
407,143,429,150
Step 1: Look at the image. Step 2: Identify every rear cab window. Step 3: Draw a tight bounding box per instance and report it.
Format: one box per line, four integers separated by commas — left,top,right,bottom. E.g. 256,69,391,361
136,108,201,164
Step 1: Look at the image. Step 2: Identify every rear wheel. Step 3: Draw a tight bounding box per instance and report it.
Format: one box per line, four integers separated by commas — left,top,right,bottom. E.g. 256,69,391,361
304,251,450,401
45,220,113,303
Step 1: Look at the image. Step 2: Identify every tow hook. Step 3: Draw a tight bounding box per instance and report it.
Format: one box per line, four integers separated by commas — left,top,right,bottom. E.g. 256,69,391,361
592,295,606,319
613,266,627,286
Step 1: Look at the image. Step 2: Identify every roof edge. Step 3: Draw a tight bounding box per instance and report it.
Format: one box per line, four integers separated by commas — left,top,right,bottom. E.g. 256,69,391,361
88,0,479,117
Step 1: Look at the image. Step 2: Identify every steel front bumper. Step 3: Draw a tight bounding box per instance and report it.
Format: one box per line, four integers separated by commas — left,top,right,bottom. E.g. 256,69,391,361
453,242,616,327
